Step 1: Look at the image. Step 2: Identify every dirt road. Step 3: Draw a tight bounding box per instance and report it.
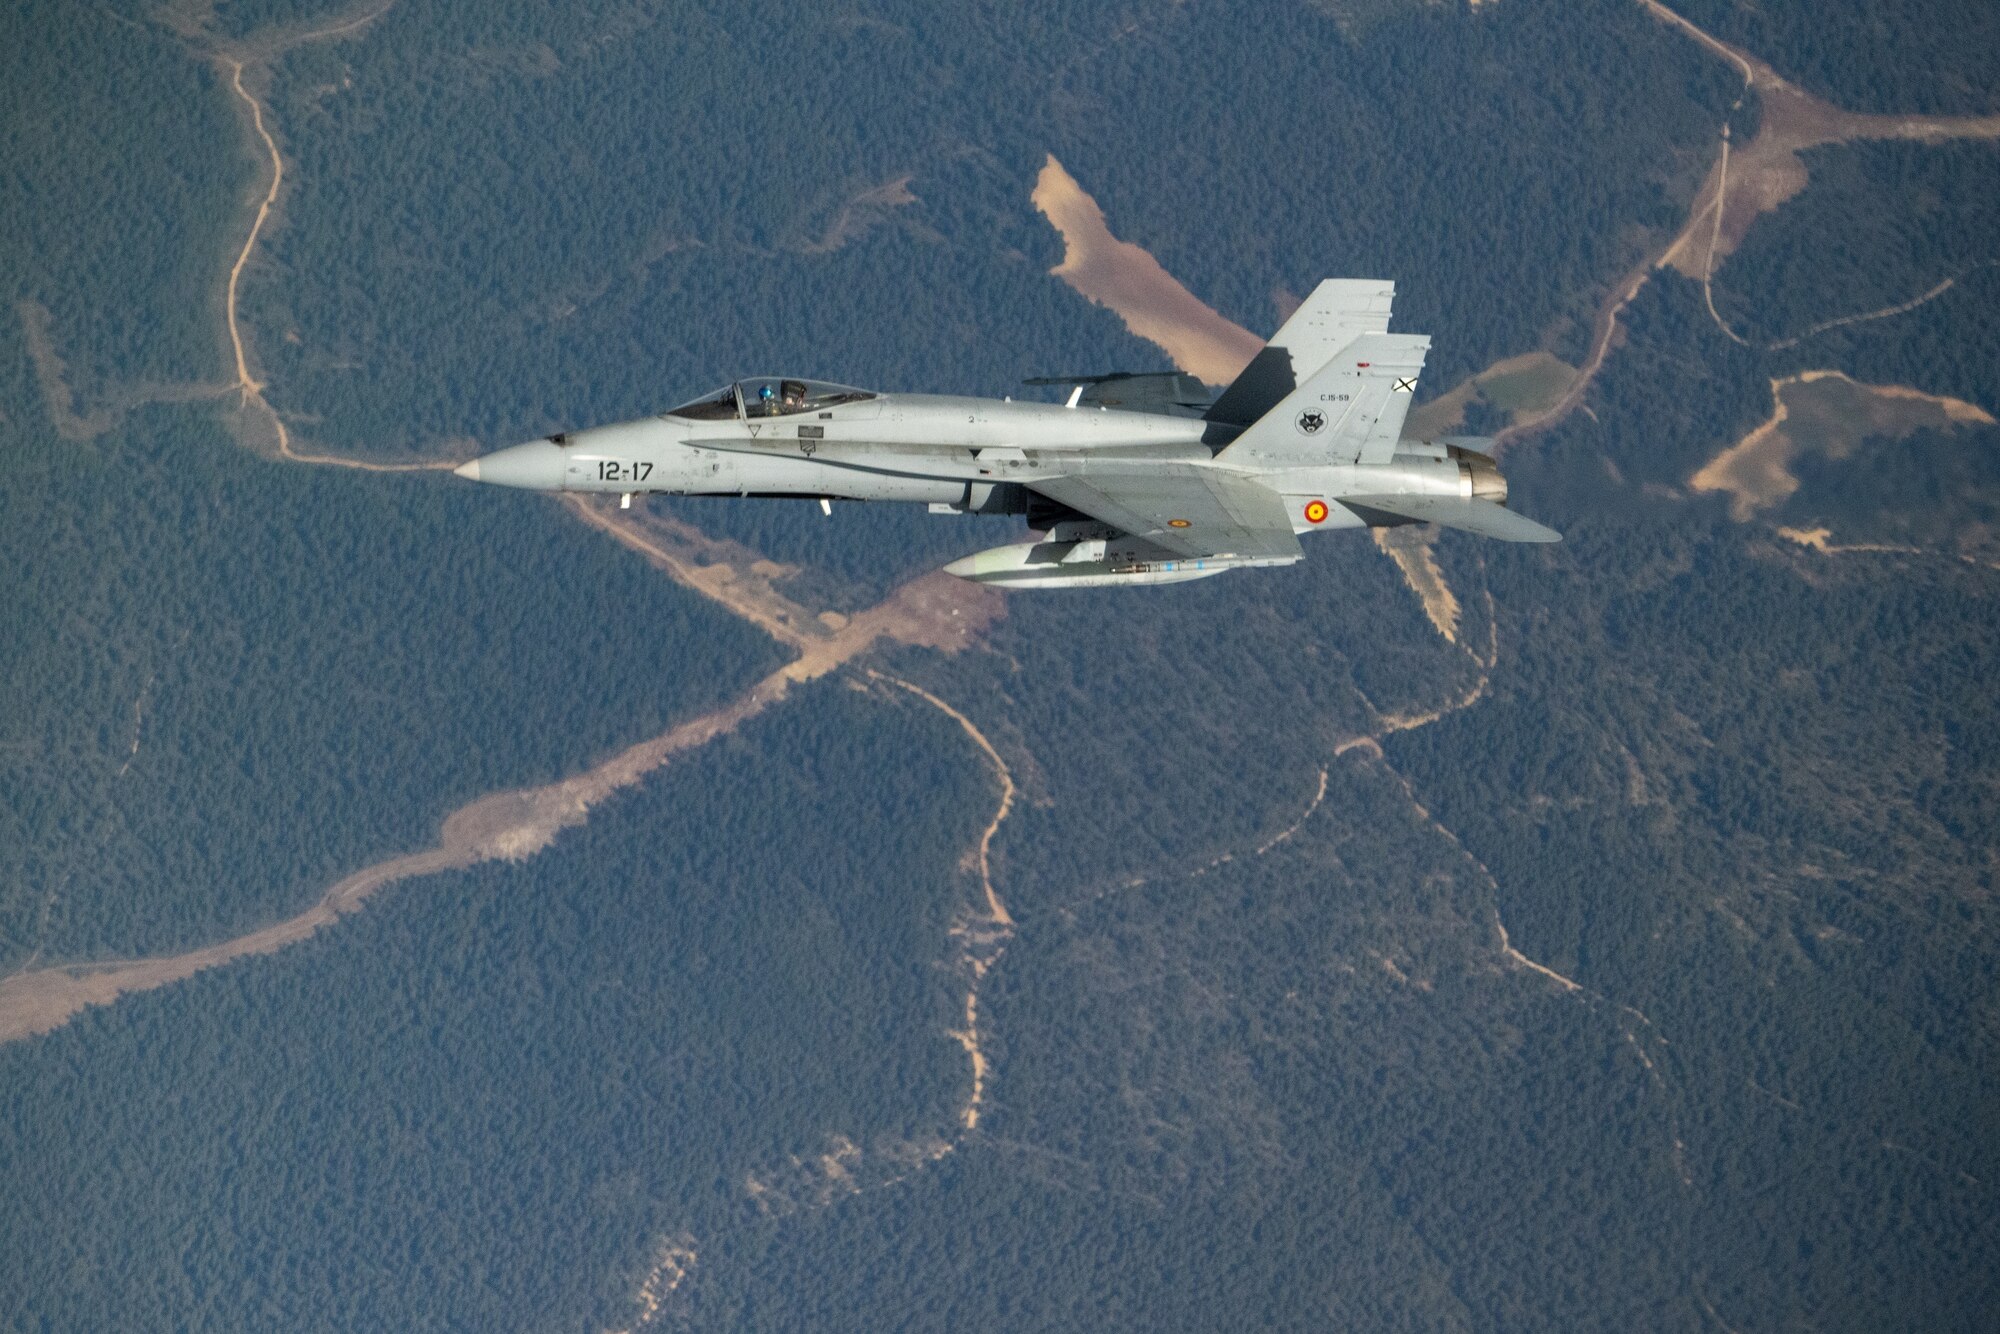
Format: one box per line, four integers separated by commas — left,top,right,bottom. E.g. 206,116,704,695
0,560,1000,1044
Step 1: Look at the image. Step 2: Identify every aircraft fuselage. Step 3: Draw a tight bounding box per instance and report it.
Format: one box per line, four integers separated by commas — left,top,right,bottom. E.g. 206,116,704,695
460,391,1477,535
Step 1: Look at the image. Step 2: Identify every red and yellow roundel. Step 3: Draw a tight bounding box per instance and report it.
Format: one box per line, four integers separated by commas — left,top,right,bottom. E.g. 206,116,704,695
1303,499,1330,525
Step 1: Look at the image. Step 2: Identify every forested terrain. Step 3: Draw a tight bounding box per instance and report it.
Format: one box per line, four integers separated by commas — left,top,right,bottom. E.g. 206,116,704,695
0,681,992,1330
4,0,1998,1329
1675,0,2000,114
1714,141,2000,350
0,387,780,965
1,0,241,397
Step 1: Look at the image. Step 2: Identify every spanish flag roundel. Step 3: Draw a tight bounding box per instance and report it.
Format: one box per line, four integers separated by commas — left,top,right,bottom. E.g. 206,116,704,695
1303,499,1330,524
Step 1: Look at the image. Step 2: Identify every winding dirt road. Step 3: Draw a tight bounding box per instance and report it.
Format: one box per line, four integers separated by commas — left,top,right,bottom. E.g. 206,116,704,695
218,38,451,474
1502,0,2000,446
0,562,999,1044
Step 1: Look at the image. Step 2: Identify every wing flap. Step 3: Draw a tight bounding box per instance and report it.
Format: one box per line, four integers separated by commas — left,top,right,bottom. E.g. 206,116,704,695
1030,466,1302,563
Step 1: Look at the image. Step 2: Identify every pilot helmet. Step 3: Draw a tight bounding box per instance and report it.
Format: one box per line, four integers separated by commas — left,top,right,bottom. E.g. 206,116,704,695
758,384,776,402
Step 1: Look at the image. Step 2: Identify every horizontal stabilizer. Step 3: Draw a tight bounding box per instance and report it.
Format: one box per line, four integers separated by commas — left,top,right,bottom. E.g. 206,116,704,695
1341,494,1562,543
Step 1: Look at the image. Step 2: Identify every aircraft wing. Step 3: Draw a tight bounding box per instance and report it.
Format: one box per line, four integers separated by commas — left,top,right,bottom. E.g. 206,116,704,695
1029,465,1303,563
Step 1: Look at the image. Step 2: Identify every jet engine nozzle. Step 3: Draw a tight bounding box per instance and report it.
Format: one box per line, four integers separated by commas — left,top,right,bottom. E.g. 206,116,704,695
1451,446,1508,506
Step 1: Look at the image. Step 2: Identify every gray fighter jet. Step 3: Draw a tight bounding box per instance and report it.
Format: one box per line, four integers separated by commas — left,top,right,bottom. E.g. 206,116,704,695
454,280,1559,588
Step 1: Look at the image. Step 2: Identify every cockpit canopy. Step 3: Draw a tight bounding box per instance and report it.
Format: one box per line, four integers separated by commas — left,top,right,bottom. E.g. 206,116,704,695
665,378,876,421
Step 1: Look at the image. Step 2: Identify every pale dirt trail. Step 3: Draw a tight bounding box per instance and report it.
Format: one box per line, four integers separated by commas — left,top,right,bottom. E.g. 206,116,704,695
218,42,450,474
1765,273,1967,352
869,672,1015,1132
0,564,1000,1044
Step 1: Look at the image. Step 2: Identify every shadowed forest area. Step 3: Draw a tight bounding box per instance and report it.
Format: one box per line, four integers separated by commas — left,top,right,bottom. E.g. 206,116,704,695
3,0,1997,1328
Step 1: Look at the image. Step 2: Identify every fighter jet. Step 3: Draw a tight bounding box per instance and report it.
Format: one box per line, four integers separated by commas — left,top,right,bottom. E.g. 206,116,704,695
453,280,1559,588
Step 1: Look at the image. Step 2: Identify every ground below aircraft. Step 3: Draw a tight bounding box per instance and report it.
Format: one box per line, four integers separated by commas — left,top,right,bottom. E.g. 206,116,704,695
455,280,1560,588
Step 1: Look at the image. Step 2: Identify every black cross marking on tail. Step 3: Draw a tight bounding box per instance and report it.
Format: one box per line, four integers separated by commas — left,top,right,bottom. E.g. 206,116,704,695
1393,377,1417,393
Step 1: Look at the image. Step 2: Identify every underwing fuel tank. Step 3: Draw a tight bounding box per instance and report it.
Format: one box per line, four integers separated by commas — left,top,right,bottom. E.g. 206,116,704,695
943,525,1271,589
943,541,1237,588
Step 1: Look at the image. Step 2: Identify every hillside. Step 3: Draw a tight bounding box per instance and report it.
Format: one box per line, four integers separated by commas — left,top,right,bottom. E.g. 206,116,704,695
3,0,1997,1328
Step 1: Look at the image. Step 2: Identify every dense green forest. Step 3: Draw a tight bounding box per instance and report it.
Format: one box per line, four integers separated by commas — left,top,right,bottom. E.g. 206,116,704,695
0,341,781,967
4,0,1998,1329
1714,141,2000,350
1,1,243,396
0,681,993,1330
1675,0,2000,115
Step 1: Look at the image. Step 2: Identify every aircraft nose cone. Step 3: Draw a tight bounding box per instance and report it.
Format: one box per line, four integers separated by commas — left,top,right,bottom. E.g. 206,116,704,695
457,438,566,490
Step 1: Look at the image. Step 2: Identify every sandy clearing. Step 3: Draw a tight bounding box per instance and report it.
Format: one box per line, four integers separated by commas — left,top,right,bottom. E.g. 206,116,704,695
605,1236,697,1334
1647,0,2000,285
1031,156,1263,386
1691,370,1994,519
801,174,920,254
1774,526,1923,558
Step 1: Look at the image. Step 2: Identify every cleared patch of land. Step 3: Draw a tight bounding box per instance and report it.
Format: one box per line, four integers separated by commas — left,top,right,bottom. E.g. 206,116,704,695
1645,0,2000,286
1372,526,1463,644
1406,350,1579,439
1031,155,1263,386
802,174,920,254
1691,370,1994,519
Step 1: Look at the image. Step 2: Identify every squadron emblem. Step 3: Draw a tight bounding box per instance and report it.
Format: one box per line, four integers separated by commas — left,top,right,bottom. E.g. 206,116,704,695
1295,409,1326,436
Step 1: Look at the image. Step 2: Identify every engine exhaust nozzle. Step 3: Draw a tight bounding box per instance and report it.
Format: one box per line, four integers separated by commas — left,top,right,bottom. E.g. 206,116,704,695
1452,446,1509,505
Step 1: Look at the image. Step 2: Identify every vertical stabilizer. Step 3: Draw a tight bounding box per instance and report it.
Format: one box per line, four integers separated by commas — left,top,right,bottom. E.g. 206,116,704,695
1205,279,1396,425
1218,332,1429,467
